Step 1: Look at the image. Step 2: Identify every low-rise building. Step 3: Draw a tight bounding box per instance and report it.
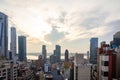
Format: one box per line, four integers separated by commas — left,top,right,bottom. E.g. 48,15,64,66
74,53,90,80
0,60,17,80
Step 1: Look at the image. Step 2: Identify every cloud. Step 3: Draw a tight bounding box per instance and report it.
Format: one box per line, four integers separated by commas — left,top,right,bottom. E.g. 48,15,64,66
27,36,52,53
44,27,65,43
107,19,120,27
45,9,114,42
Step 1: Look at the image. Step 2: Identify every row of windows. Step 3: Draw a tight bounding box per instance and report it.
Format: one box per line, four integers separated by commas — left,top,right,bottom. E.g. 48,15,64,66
101,71,108,76
101,61,108,66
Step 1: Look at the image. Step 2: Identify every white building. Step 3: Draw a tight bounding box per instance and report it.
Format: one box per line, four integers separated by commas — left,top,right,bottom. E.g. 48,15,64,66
74,53,90,80
0,60,18,80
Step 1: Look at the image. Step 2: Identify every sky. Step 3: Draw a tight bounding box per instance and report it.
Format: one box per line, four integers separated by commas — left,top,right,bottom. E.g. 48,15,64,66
0,0,120,59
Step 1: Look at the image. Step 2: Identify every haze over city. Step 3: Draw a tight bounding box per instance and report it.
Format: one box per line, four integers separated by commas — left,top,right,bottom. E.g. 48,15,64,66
0,0,120,59
1,0,120,80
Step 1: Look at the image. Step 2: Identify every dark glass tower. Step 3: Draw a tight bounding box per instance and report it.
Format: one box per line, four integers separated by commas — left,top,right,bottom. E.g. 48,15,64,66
0,12,8,58
90,38,98,64
18,36,27,61
55,45,61,62
42,45,47,61
65,49,69,62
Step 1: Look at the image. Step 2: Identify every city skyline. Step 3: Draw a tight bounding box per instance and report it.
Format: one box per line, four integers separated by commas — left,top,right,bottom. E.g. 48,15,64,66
0,0,120,60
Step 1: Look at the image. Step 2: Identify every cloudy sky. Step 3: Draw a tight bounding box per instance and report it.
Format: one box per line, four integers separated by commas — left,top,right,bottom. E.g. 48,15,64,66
0,0,120,59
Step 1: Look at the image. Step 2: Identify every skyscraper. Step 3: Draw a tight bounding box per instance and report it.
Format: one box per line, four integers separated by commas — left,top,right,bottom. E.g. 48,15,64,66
65,49,69,62
0,12,8,58
42,45,47,61
90,38,98,64
113,31,120,47
10,27,16,62
18,36,27,61
55,45,61,62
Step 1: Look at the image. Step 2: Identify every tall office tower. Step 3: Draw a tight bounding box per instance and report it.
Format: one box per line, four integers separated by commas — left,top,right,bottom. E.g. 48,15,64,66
90,38,98,64
0,12,8,58
65,49,69,62
10,27,16,63
113,31,120,47
55,45,61,62
18,36,27,61
42,45,47,61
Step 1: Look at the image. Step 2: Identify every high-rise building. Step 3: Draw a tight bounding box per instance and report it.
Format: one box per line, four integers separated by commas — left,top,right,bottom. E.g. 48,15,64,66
0,12,8,58
55,45,61,62
42,45,47,61
97,43,118,80
90,38,98,64
113,31,120,47
10,27,16,63
65,49,69,62
18,36,27,61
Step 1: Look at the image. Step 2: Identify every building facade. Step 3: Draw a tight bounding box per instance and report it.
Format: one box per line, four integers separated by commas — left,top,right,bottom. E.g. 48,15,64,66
50,54,56,64
97,42,120,80
0,12,8,59
10,27,16,63
90,38,98,64
18,36,27,61
55,45,61,62
0,61,17,80
74,53,90,80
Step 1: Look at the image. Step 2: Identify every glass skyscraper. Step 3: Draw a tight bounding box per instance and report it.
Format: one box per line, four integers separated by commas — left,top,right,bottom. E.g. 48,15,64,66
90,38,98,64
0,12,8,58
18,36,27,61
10,27,16,62
42,45,47,61
55,45,61,62
65,49,69,62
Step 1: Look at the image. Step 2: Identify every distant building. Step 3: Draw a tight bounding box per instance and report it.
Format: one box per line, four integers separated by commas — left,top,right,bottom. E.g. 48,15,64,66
113,31,120,47
70,62,74,80
90,38,98,64
9,51,12,60
42,45,47,61
50,54,56,64
0,12,8,59
10,27,17,63
87,51,89,59
38,55,44,70
55,45,61,62
65,49,69,62
18,36,27,61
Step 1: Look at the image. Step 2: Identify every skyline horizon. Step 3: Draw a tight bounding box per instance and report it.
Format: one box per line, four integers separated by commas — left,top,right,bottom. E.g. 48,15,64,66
27,52,87,60
1,11,119,54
